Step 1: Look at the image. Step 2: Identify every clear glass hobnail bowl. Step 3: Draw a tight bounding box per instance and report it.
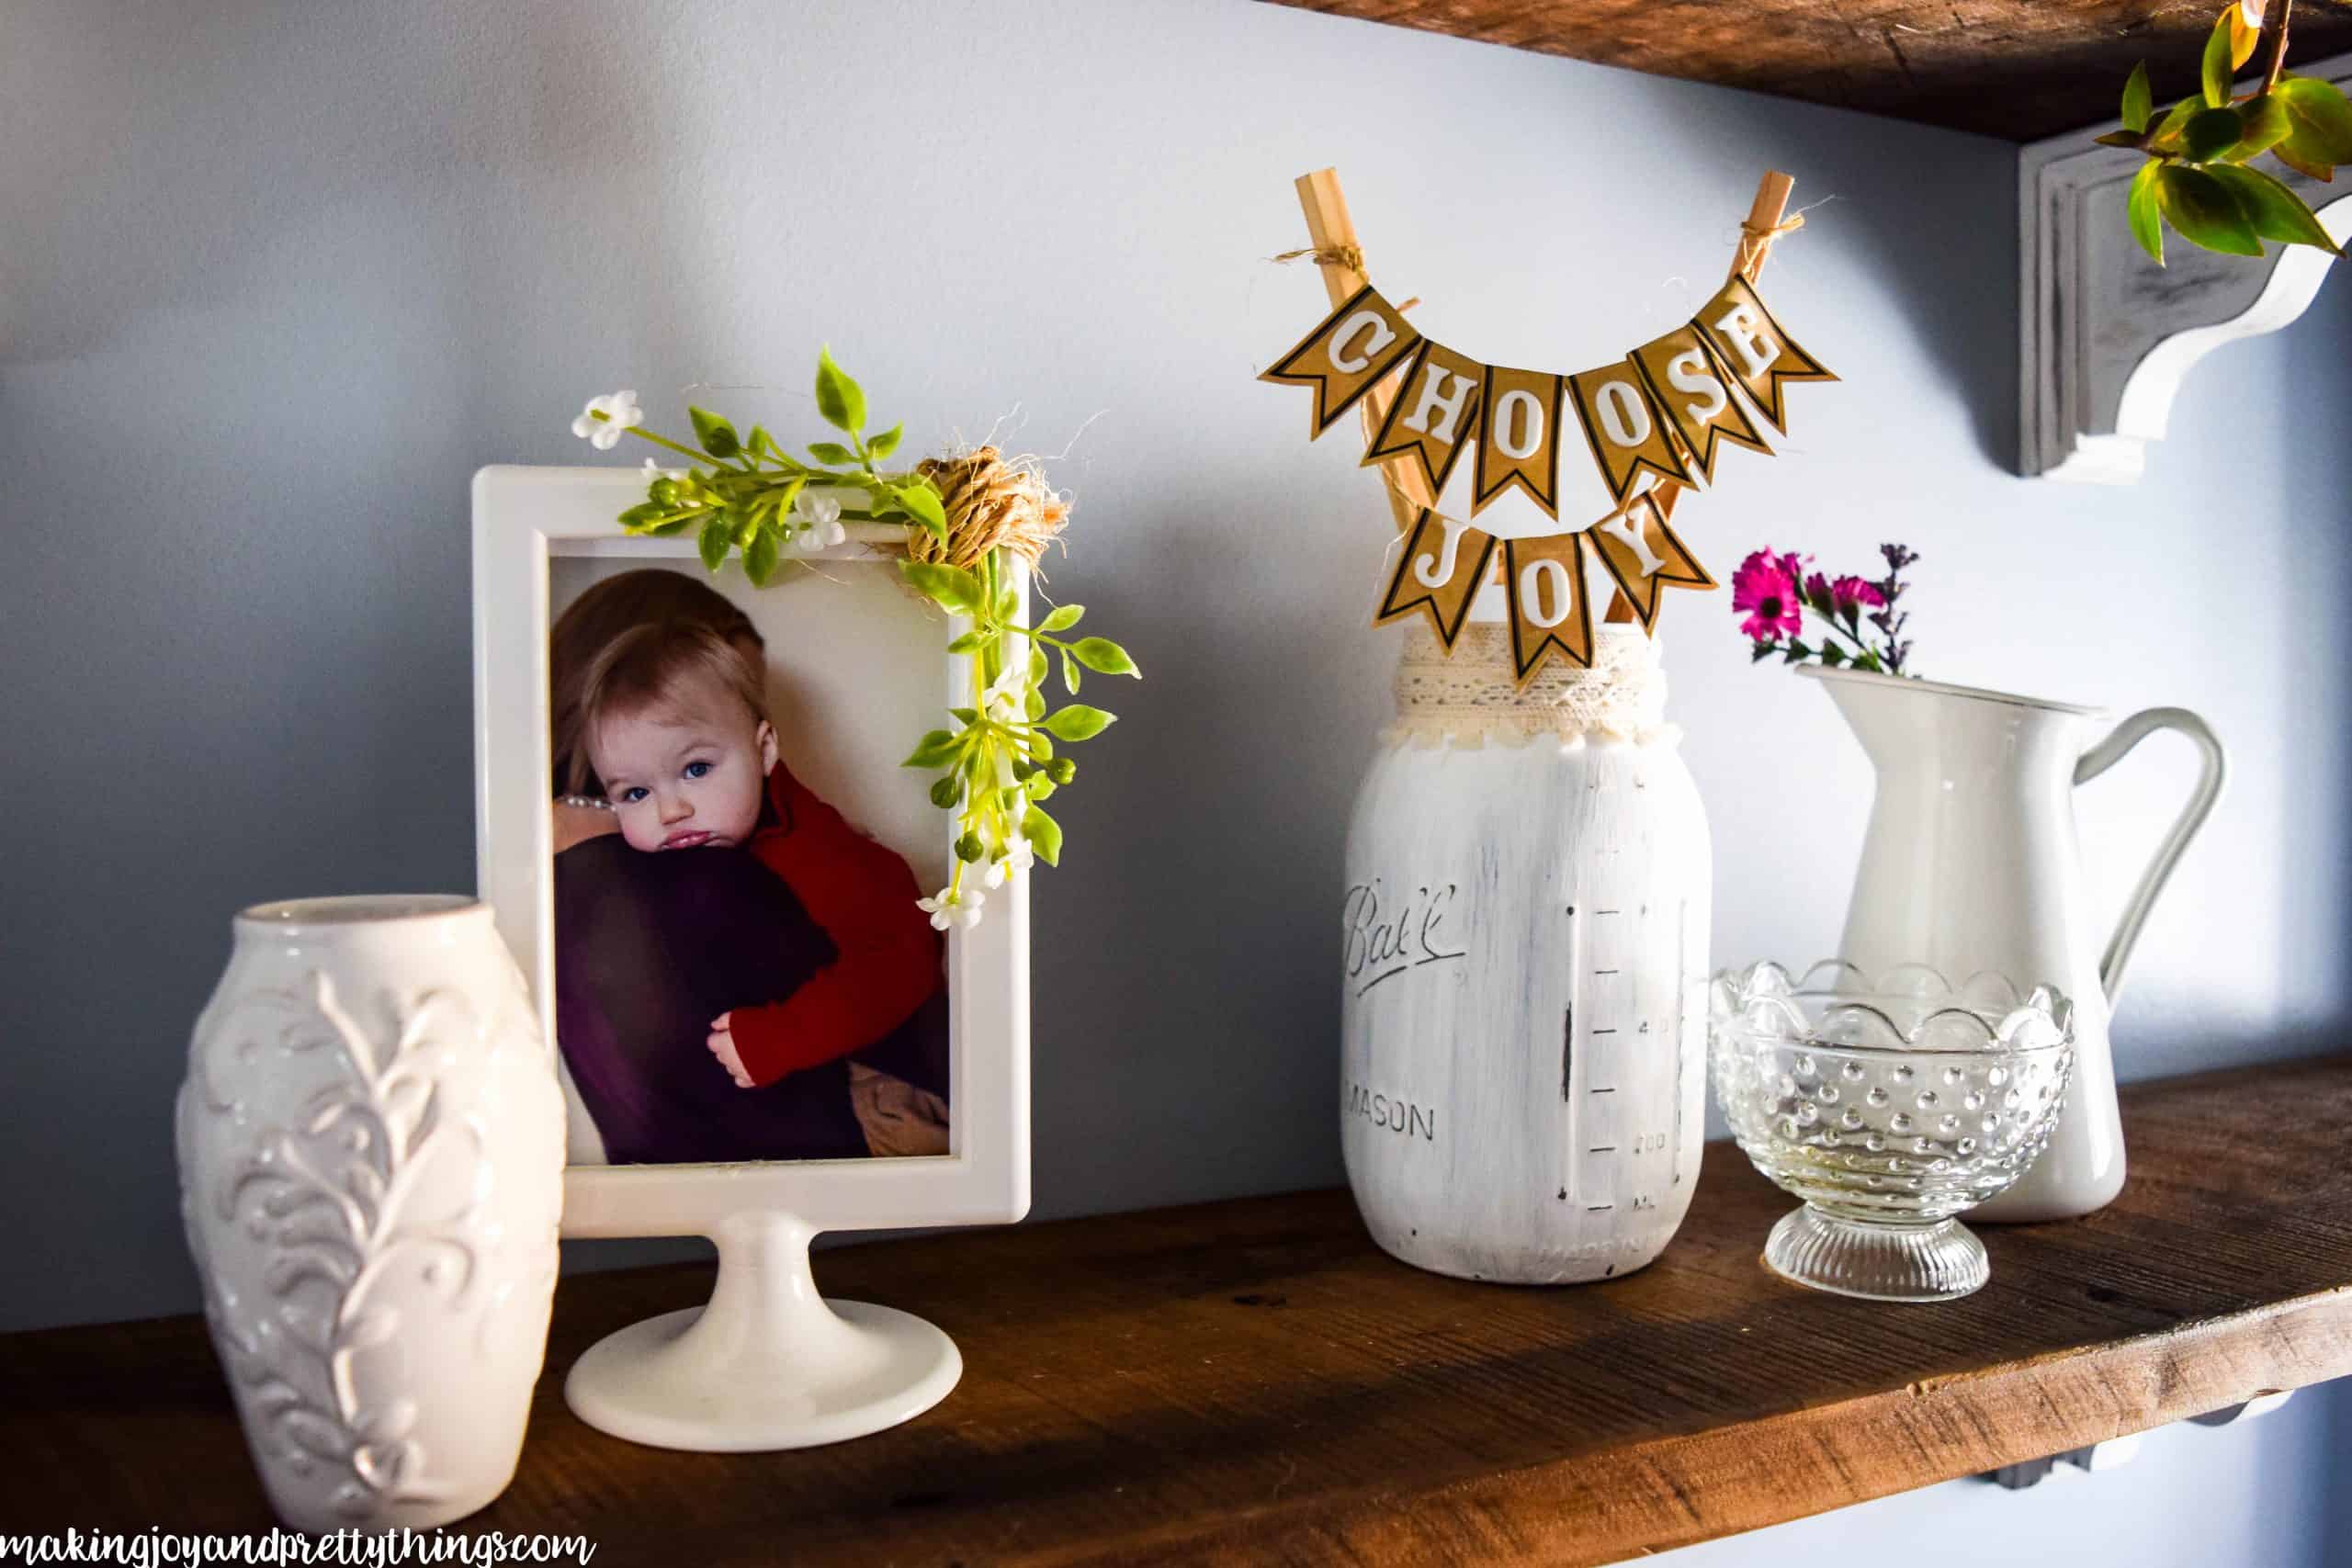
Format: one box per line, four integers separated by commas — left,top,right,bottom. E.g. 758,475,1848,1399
1709,961,2075,1303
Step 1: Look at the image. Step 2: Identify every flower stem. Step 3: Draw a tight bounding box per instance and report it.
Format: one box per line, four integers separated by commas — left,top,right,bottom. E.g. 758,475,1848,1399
2263,0,2293,95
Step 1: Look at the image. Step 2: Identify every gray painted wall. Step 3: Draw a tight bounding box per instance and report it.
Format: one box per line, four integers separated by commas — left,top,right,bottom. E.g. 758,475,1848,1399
4,0,2346,1556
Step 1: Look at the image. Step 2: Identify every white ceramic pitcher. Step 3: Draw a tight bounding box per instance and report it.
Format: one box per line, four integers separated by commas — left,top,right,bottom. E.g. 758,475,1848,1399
1803,667,2225,1222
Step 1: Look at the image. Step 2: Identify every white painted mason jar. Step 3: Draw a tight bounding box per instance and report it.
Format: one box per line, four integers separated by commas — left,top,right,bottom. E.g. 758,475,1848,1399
1341,623,1711,1283
175,896,565,1531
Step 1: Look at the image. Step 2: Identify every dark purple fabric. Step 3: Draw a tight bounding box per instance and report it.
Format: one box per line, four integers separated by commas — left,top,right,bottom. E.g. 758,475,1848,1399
553,836,874,1164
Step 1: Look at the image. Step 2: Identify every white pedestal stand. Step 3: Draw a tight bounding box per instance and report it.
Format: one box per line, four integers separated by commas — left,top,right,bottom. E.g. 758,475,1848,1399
563,1210,961,1451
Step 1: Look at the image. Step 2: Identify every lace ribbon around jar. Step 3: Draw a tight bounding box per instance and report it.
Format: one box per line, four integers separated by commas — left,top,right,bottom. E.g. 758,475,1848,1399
1385,622,1676,748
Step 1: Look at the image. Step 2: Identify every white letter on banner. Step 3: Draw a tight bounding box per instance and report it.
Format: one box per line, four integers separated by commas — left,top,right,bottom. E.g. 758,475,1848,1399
1713,304,1780,379
1667,347,1729,423
1401,363,1476,444
1493,389,1544,460
1520,557,1575,628
1412,513,1475,589
1595,379,1653,448
1329,310,1398,375
1595,505,1666,577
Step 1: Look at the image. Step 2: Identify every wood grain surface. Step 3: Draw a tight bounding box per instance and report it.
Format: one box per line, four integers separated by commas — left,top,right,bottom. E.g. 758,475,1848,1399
1259,0,2352,141
5,1055,2350,1565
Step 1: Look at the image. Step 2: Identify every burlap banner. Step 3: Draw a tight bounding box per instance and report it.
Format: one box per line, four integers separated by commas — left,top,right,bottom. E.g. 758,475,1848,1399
1268,263,1835,685
1264,273,1832,512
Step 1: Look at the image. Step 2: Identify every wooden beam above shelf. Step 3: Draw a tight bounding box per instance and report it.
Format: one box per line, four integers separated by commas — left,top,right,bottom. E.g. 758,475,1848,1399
1260,0,2352,141
5,1056,2351,1563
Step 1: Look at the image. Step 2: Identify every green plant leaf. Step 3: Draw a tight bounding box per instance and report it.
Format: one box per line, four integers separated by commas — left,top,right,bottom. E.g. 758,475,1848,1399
813,346,866,434
2157,164,2263,254
895,481,948,539
746,424,773,459
2225,93,2292,161
617,501,666,533
1059,648,1080,695
698,516,731,572
1068,637,1140,676
647,513,698,536
743,526,781,586
807,442,855,466
2095,130,2149,149
2184,105,2245,162
901,729,962,770
1037,604,1085,634
2201,12,2234,107
2207,164,2343,251
866,423,903,460
2129,160,2165,264
689,407,740,460
899,560,983,614
1025,688,1046,720
2147,96,2201,152
1028,728,1052,761
946,630,989,654
1021,803,1063,867
2272,137,2336,183
2122,60,2154,133
2278,75,2352,163
1042,705,1115,742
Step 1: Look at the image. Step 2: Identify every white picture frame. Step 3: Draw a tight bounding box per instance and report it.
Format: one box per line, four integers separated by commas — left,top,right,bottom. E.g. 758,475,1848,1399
471,463,1030,1450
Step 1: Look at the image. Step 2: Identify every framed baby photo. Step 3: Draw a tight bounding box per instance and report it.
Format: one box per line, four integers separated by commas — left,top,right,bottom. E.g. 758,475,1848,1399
471,465,1030,1240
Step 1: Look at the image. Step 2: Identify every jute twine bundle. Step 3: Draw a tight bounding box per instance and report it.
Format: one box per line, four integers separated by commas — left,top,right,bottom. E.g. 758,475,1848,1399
900,446,1069,575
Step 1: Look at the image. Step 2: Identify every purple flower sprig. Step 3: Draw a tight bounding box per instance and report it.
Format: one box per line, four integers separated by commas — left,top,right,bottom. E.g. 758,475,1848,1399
1732,543,1918,676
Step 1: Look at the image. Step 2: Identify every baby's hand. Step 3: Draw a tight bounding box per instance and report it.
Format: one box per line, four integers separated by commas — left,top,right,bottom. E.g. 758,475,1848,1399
707,1013,754,1089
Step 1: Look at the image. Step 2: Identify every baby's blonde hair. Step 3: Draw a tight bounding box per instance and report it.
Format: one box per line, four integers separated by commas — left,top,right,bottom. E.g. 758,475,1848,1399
574,620,768,794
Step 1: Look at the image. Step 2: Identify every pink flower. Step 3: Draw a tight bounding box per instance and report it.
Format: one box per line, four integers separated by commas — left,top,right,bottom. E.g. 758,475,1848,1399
1732,550,1804,643
1830,575,1886,611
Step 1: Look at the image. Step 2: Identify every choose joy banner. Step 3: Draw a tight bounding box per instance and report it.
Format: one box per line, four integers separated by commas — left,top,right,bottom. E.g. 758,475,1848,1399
1264,271,1835,682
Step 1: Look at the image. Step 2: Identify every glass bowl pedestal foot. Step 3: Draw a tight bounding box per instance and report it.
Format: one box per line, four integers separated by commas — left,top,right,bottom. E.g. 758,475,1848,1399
1763,1205,1989,1303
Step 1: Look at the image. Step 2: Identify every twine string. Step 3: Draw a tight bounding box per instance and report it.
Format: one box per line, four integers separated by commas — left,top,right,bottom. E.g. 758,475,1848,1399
1271,244,1368,273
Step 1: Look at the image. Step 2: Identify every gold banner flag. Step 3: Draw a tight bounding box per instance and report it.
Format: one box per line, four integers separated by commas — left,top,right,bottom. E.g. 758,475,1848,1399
1568,359,1692,503
1502,532,1592,682
1630,324,1771,485
1690,275,1837,435
1363,340,1485,497
1259,285,1424,438
1373,508,1498,651
1473,366,1566,520
1587,493,1717,632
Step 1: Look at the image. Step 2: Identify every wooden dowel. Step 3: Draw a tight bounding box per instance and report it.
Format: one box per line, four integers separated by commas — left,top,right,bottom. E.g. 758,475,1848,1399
1292,168,1430,531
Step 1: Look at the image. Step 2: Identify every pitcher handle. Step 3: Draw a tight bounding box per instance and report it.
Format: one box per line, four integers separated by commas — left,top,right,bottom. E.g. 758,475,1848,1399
2073,707,2226,1006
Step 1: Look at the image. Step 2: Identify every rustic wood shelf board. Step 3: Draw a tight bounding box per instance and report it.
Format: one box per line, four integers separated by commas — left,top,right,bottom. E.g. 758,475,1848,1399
1260,1,2352,141
6,1057,2350,1563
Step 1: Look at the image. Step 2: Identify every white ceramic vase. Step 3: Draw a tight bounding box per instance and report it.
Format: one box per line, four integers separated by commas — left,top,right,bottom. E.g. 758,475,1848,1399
175,896,566,1532
1804,667,2225,1222
1342,624,1711,1283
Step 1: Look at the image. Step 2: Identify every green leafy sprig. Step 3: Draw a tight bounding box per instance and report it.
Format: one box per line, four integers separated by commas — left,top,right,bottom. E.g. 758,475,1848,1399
2099,0,2351,264
597,348,949,588
574,353,1139,922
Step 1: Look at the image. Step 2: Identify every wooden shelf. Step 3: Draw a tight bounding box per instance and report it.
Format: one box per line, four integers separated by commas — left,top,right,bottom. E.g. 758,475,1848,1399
6,1056,2351,1563
1260,1,2352,141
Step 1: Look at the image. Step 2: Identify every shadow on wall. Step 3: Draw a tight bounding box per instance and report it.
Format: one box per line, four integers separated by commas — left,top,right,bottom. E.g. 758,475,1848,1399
1637,89,2020,471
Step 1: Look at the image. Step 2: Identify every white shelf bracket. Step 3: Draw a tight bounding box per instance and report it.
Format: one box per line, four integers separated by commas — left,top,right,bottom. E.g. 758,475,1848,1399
2018,51,2352,483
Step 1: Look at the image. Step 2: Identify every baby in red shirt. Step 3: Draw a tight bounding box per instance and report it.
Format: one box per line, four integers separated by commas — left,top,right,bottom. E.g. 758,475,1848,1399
579,619,944,1091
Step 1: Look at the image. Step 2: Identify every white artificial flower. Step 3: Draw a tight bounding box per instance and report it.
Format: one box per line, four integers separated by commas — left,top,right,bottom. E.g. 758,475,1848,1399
641,457,684,483
981,835,1034,891
981,665,1028,724
571,390,644,450
793,490,847,549
1002,834,1036,874
916,886,986,931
